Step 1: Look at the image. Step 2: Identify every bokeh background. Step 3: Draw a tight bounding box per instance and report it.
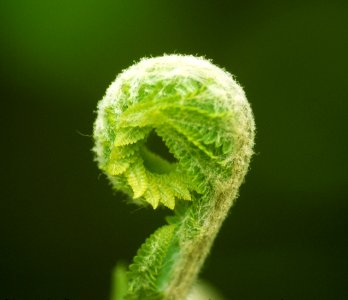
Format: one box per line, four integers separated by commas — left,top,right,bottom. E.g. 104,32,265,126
1,0,347,299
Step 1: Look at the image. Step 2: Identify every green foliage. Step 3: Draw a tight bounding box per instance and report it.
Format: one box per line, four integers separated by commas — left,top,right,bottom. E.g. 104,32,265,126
125,225,175,299
93,55,255,299
110,263,128,300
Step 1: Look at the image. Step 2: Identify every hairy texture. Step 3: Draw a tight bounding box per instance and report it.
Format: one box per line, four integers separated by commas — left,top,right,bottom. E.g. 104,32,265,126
126,225,175,299
94,54,255,299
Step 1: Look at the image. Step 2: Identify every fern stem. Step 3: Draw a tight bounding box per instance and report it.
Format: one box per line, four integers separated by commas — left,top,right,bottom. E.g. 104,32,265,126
93,54,255,299
164,167,251,298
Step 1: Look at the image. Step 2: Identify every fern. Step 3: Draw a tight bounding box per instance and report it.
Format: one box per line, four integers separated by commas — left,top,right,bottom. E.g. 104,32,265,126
93,54,255,299
125,225,175,298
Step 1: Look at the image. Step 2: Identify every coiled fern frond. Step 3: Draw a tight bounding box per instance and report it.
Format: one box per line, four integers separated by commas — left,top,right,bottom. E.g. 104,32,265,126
94,54,255,299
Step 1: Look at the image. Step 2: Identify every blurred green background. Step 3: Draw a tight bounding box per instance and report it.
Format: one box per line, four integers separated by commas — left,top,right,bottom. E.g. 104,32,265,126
1,0,347,299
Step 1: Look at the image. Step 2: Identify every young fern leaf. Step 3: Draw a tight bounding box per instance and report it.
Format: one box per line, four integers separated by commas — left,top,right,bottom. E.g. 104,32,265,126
93,55,255,299
125,225,175,299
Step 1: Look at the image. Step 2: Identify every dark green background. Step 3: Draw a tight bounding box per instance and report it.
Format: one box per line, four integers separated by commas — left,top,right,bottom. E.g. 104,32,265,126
1,0,347,299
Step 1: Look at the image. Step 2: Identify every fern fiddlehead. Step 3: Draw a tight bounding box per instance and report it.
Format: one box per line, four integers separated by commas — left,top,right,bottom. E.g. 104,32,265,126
93,55,255,299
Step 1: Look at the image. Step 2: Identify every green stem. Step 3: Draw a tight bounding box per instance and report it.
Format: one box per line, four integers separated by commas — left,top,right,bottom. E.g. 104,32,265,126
163,129,253,299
